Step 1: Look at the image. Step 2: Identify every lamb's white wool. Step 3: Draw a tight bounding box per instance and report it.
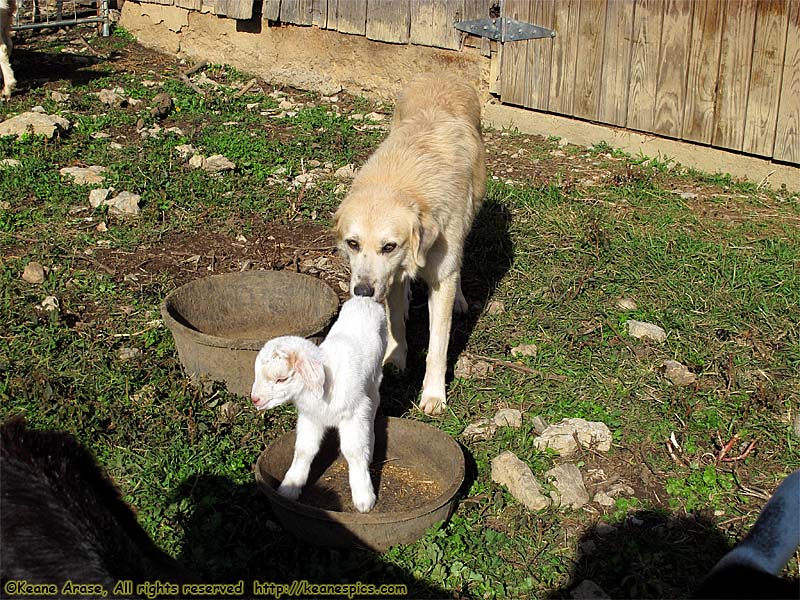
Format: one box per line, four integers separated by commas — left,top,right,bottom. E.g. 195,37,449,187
251,296,387,513
0,0,16,99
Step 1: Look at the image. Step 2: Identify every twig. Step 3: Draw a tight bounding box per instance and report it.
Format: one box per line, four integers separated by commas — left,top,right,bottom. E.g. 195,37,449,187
471,353,567,382
716,433,739,464
232,78,258,99
721,439,757,463
183,60,208,76
77,34,103,57
179,73,206,96
71,253,116,276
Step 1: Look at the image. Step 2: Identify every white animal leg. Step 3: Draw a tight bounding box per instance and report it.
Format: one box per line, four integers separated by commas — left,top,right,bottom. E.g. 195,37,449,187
383,277,408,370
0,38,15,99
278,416,325,501
419,272,457,415
339,415,376,513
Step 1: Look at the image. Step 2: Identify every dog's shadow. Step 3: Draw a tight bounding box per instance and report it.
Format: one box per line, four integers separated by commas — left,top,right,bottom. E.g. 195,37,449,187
381,196,514,415
10,45,109,92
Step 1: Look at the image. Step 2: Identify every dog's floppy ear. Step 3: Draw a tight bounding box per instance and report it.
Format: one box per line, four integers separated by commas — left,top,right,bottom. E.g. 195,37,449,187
288,351,325,398
410,207,439,271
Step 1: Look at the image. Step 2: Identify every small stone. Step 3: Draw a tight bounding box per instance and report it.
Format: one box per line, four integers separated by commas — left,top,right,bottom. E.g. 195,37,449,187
545,463,590,509
662,360,696,386
531,415,550,435
30,105,47,113
334,164,356,179
118,347,141,361
109,142,123,150
22,262,46,284
97,87,127,106
615,297,637,310
0,112,71,139
491,451,550,511
219,400,241,422
60,165,107,186
678,191,698,200
39,296,59,312
364,112,386,122
106,191,140,217
91,132,111,139
494,408,523,428
188,154,205,169
96,222,108,233
571,579,610,600
793,409,800,440
202,154,236,173
51,90,70,102
454,354,493,379
534,418,613,456
462,418,497,441
150,92,173,120
510,343,537,358
593,490,615,507
89,188,111,208
626,319,667,343
278,99,297,110
486,300,505,315
175,144,197,159
0,158,21,169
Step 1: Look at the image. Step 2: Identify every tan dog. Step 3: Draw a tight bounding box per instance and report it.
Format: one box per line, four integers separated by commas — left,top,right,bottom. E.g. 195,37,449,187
334,73,486,415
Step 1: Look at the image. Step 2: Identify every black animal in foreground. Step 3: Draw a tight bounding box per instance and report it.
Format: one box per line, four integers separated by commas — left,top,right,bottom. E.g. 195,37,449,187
1,417,199,598
694,469,800,599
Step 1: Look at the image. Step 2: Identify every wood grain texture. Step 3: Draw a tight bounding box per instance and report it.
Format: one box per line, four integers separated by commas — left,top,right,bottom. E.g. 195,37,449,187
548,0,580,115
653,0,692,137
743,0,789,156
574,0,607,121
626,0,662,133
334,0,367,35
598,0,634,126
311,0,328,27
410,0,464,50
500,0,531,106
713,0,758,150
774,0,800,162
263,0,280,20
366,0,410,43
524,0,554,111
280,0,312,25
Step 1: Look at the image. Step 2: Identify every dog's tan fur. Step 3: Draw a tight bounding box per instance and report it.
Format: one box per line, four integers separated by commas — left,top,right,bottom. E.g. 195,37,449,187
335,73,486,415
0,0,16,99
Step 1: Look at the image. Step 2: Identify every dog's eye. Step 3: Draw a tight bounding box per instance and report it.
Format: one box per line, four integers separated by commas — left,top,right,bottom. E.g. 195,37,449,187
381,243,397,254
346,239,360,251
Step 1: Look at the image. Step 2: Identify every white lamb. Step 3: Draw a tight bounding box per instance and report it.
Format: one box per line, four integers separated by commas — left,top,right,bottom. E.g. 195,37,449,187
0,0,16,99
251,296,387,513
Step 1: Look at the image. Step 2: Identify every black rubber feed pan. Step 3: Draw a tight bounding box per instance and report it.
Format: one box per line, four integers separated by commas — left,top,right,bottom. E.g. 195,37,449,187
161,271,339,397
255,417,465,552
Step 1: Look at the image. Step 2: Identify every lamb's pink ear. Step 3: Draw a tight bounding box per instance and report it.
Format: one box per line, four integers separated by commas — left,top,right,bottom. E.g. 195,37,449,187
289,351,325,397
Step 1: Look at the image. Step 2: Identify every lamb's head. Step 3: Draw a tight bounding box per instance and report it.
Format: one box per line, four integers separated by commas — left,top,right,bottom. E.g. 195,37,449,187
251,336,325,410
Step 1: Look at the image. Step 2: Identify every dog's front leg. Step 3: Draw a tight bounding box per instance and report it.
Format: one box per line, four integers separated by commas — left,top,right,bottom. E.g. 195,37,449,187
278,415,324,500
419,272,458,415
383,277,408,370
339,414,376,512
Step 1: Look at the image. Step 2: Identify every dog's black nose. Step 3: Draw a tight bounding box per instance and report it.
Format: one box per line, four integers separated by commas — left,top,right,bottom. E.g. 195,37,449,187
353,283,375,297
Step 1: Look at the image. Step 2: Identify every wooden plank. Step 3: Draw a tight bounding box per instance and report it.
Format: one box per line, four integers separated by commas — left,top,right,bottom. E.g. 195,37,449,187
366,0,410,43
548,0,580,115
524,0,554,111
175,0,202,11
743,0,790,157
335,0,367,35
311,0,327,28
626,0,662,133
681,0,724,143
653,0,693,137
573,0,607,121
774,0,800,162
263,0,280,20
280,0,312,24
410,0,464,50
598,0,634,126
225,0,255,19
713,0,758,151
462,0,491,19
499,0,531,106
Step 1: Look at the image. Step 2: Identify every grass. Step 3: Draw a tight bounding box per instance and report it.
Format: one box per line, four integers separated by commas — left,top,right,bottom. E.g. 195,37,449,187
2,25,799,598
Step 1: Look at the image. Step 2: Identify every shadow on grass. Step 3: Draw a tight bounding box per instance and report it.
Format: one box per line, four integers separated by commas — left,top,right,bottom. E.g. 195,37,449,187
548,510,733,599
380,196,514,416
10,47,108,91
174,475,451,599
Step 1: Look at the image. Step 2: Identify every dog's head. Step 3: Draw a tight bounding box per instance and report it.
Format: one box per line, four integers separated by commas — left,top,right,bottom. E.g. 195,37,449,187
334,188,438,302
251,336,325,410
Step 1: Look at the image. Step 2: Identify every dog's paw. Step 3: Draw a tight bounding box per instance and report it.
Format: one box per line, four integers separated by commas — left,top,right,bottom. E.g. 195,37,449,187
277,481,302,500
351,486,377,513
419,394,446,416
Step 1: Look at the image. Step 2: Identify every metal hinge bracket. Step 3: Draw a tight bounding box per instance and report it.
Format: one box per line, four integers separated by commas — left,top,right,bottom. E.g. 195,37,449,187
455,17,556,42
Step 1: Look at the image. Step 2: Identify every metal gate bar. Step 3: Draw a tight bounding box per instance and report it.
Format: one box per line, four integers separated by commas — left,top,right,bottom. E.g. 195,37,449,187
12,0,110,36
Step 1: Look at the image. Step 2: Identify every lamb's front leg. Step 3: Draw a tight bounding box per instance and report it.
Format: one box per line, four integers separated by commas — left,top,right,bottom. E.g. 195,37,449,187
278,415,324,501
419,271,458,416
339,413,376,513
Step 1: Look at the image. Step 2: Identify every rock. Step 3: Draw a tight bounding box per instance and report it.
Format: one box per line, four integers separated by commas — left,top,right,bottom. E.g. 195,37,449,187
334,163,356,179
175,144,197,159
109,142,123,150
219,400,241,422
462,418,497,441
615,297,637,310
662,360,696,386
202,154,236,173
593,490,615,507
533,418,613,456
105,191,140,217
571,579,610,600
491,451,550,511
150,92,173,119
454,354,493,379
494,408,523,428
0,112,71,139
511,343,537,358
39,296,59,312
677,191,698,200
97,87,127,106
531,415,550,435
0,158,21,169
278,99,298,110
60,166,107,185
91,132,111,139
626,319,667,343
486,300,505,315
118,347,141,361
793,409,800,440
188,154,205,169
22,262,46,284
51,90,70,103
545,463,590,509
30,105,47,113
364,112,386,122
89,188,111,207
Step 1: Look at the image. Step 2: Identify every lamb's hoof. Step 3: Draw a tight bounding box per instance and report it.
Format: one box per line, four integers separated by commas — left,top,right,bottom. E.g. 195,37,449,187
419,394,445,416
277,482,302,500
352,488,376,513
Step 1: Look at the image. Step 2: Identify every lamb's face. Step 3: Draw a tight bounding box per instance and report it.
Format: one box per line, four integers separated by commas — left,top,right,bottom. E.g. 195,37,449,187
250,341,305,411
